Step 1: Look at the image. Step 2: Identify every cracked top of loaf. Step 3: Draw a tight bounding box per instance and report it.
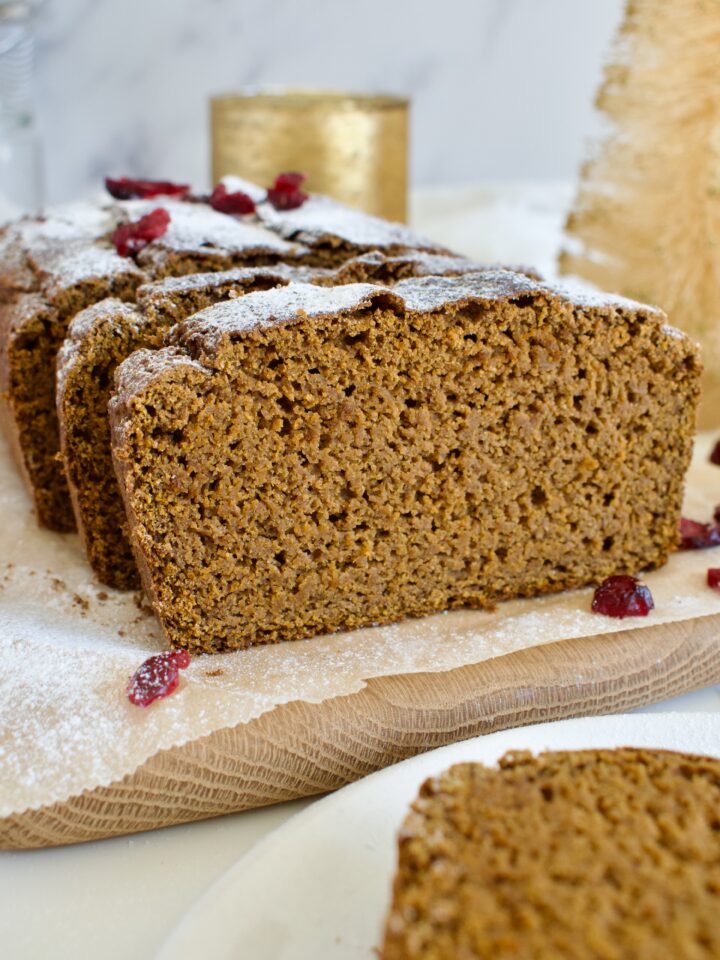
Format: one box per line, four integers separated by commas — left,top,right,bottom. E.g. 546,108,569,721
118,199,303,268
0,194,306,299
222,175,445,255
167,270,667,353
135,262,327,307
113,271,683,405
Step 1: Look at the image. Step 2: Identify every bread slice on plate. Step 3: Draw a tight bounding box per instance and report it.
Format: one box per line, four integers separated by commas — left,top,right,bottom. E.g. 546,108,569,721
381,747,720,958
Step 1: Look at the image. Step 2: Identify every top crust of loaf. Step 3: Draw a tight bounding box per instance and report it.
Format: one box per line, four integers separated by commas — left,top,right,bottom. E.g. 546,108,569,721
135,262,328,309
112,269,696,451
118,199,304,263
221,175,445,254
152,270,677,370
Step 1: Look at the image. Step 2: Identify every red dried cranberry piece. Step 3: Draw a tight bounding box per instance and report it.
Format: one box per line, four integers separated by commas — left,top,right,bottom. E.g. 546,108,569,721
274,172,306,191
710,440,720,466
105,177,189,200
709,569,720,592
715,505,720,525
127,650,191,707
591,575,654,619
679,517,720,550
111,207,171,257
267,171,309,210
209,184,256,215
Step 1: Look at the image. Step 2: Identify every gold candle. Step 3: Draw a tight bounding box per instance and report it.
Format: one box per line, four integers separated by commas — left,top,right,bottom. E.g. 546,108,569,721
211,90,409,222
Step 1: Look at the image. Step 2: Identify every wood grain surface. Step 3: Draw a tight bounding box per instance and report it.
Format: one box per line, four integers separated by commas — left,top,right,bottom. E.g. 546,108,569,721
2,613,719,850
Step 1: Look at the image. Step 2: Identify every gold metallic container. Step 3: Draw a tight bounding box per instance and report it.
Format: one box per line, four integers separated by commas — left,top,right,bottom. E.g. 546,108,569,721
211,91,409,222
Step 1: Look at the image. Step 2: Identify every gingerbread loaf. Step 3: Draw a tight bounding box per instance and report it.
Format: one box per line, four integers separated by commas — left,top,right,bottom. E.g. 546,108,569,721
0,196,303,531
57,253,498,589
3,182,440,532
381,748,720,958
109,271,699,653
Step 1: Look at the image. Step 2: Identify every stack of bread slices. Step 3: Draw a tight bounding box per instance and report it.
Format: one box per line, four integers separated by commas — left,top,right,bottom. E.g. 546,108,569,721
0,178,700,653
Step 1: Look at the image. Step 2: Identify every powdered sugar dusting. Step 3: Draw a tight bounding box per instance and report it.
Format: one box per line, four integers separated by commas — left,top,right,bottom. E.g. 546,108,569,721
219,175,267,204
13,200,115,249
0,430,719,817
171,281,392,343
393,269,541,310
255,193,442,252
543,276,666,316
218,175,447,263
137,262,329,305
65,297,141,344
111,346,209,422
165,269,680,364
120,200,300,258
333,249,495,279
32,241,144,293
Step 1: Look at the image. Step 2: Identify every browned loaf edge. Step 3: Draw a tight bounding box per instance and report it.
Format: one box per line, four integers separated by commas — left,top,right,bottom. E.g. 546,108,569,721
57,253,507,589
0,273,143,530
381,746,720,958
3,613,720,850
108,272,700,654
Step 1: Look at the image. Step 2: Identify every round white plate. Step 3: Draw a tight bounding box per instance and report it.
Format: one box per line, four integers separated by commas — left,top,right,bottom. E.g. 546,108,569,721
156,713,720,960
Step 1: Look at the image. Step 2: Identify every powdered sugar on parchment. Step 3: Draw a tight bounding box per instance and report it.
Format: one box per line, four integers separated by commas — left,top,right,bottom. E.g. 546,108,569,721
1,430,719,817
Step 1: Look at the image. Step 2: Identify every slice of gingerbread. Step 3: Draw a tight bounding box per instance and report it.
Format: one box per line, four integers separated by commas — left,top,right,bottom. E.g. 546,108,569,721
58,253,495,588
382,748,720,958
109,272,698,652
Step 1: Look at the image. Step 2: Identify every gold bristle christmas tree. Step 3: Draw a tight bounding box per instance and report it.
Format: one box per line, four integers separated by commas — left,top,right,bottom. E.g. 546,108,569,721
560,0,720,428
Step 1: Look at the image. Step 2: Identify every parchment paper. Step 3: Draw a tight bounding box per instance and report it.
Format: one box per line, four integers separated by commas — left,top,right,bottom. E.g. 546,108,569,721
1,431,719,817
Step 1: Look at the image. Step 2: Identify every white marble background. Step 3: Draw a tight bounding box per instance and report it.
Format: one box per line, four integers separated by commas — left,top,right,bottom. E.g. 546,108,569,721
34,0,624,204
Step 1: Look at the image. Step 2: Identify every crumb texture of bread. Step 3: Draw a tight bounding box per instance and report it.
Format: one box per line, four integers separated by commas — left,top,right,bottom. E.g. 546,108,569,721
109,273,699,653
59,256,493,588
381,748,720,959
0,263,142,530
57,268,313,588
57,300,147,586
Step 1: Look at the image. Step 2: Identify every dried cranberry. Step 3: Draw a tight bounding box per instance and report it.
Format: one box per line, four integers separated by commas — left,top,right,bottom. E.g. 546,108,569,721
105,177,189,200
111,207,171,257
274,172,305,191
267,171,309,210
127,650,191,707
679,517,720,550
709,569,720,592
710,440,720,466
591,575,654,619
715,505,720,525
209,184,256,215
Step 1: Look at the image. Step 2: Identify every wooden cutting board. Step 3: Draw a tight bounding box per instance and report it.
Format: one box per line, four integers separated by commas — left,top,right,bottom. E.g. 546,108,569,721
3,611,719,850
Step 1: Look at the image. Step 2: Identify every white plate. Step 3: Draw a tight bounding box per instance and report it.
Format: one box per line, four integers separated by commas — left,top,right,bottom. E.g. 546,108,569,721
156,712,720,960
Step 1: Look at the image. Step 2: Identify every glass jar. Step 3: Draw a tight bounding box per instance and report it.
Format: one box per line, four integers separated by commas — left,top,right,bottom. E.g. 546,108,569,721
0,0,42,222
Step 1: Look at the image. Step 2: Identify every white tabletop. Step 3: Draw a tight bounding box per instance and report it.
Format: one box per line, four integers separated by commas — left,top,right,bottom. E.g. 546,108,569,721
3,183,719,959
